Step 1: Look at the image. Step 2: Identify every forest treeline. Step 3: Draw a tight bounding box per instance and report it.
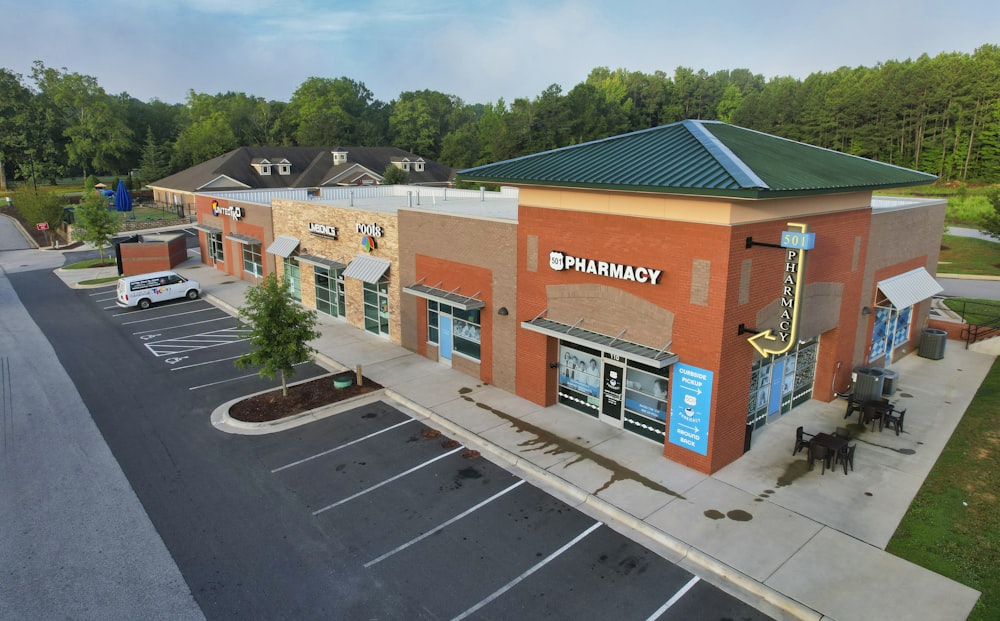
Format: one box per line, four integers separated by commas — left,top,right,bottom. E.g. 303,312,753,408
2,44,999,190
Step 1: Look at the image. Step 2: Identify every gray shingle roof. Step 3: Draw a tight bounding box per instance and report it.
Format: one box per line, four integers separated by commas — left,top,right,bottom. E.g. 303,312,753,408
150,146,454,193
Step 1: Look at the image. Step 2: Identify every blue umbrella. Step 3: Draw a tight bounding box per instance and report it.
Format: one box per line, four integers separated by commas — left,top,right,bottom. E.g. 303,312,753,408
113,179,133,213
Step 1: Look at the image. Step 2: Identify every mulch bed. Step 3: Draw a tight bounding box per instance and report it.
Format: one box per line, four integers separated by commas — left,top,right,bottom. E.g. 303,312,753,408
229,373,383,423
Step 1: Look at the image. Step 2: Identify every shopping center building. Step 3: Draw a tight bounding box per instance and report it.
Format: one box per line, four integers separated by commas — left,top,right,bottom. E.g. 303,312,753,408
197,120,944,474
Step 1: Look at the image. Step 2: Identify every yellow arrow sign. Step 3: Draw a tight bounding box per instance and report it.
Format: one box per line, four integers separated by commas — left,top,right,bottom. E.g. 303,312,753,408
747,222,810,358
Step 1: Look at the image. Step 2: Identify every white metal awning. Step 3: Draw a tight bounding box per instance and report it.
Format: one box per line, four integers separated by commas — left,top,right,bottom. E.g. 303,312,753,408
265,235,300,258
876,267,943,309
192,223,222,234
297,254,347,270
403,281,485,310
342,255,391,284
225,233,261,245
521,316,678,369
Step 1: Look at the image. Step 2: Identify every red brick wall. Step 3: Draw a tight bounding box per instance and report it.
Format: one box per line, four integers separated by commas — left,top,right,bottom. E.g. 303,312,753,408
516,205,872,473
120,235,188,275
193,195,273,280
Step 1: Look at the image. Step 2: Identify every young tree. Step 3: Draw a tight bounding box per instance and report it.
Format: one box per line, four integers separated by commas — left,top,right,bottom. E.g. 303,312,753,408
979,186,1000,240
10,186,65,244
236,273,320,397
73,190,118,261
381,163,407,185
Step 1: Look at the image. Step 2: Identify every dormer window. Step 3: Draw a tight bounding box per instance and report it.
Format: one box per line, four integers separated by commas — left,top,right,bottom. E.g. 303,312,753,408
251,158,272,175
332,150,348,165
278,160,291,175
414,158,425,172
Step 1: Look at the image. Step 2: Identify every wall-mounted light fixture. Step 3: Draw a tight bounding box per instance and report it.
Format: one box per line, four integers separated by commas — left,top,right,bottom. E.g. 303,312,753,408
862,306,873,315
497,307,509,316
549,362,559,369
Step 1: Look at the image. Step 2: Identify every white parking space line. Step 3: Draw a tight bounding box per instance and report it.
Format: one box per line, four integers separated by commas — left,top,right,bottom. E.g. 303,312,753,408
117,306,217,324
169,354,244,371
272,419,417,473
645,576,700,621
89,288,116,296
187,361,310,390
133,316,232,335
312,446,465,516
364,480,526,569
450,521,603,621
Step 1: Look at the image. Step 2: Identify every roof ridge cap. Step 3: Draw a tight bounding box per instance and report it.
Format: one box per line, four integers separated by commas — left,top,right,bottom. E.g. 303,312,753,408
684,120,768,190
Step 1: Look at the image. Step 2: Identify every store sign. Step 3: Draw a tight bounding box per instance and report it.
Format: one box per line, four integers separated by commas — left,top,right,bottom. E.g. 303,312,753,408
747,222,811,358
356,222,383,237
211,200,244,221
549,250,662,285
668,363,713,455
308,222,338,239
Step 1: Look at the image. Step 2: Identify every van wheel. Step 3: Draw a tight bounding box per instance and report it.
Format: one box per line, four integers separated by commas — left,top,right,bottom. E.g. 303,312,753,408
186,289,199,300
138,298,152,310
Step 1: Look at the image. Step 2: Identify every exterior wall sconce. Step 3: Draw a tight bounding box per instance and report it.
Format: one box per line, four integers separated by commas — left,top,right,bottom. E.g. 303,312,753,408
862,306,872,315
497,307,509,316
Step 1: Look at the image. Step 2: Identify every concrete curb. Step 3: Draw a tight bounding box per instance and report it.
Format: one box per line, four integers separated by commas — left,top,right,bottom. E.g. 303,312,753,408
0,213,39,249
382,389,820,621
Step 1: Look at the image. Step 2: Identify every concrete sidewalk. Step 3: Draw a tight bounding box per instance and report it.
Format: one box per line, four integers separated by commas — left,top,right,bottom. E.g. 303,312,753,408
58,253,986,620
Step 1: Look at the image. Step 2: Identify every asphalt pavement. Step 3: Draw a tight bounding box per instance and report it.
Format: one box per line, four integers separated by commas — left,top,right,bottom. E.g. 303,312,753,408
2,215,994,620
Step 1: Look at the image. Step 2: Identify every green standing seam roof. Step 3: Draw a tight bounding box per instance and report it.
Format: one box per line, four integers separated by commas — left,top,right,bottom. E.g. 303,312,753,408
457,120,937,199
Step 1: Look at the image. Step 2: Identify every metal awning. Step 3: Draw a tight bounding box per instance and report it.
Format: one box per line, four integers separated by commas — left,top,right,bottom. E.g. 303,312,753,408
297,254,347,270
402,281,485,310
225,233,261,245
521,317,678,369
876,267,943,309
192,223,222,234
265,235,300,258
342,255,391,284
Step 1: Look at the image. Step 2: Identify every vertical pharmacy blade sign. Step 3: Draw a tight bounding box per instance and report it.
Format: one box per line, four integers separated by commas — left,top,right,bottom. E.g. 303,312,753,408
669,363,714,455
747,222,815,358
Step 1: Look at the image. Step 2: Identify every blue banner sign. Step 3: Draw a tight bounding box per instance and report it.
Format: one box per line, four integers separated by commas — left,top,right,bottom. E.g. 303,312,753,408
668,363,714,455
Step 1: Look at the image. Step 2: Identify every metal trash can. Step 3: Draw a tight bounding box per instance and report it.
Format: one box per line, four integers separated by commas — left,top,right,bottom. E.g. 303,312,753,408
918,328,947,360
853,367,885,402
881,369,899,395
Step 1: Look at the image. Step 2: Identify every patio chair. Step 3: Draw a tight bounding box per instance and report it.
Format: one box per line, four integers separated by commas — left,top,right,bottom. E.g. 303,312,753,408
793,426,814,455
883,408,906,436
809,443,831,475
835,443,856,474
844,396,862,420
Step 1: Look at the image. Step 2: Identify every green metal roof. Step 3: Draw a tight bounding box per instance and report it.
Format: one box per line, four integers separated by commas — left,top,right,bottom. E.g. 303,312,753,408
457,120,937,199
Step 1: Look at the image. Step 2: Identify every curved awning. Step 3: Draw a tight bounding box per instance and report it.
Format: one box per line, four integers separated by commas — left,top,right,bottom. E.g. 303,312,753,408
876,267,943,309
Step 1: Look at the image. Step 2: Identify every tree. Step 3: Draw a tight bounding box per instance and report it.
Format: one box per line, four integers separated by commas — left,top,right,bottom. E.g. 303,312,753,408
73,190,118,261
10,186,64,243
235,273,320,397
381,163,407,185
978,186,1000,240
138,128,169,185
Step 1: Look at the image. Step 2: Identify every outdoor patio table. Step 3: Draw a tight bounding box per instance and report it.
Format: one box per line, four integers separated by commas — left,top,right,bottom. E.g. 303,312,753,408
809,432,848,470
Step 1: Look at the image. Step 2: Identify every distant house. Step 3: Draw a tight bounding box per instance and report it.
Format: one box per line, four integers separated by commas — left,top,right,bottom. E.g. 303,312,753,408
147,146,455,216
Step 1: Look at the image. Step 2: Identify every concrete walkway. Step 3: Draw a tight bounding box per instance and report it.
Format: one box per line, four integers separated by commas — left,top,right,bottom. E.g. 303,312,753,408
27,237,990,620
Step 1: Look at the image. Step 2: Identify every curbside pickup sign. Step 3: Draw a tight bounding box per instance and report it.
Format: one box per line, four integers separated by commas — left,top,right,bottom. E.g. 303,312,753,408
668,363,714,455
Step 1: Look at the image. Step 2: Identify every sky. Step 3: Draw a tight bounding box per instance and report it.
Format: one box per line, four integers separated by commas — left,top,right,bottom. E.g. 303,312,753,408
2,0,999,106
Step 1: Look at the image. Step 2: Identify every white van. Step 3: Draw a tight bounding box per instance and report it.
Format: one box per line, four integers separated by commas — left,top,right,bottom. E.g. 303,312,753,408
116,271,201,310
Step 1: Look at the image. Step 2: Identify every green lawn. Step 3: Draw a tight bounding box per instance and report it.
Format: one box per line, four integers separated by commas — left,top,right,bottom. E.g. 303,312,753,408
887,225,1000,620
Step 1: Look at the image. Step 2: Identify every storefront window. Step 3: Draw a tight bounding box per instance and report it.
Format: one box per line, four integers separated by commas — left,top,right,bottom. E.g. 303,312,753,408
315,267,344,318
363,280,389,337
209,233,224,262
242,244,262,278
557,343,602,417
623,367,668,423
427,302,481,361
283,256,301,301
746,338,818,428
869,305,912,362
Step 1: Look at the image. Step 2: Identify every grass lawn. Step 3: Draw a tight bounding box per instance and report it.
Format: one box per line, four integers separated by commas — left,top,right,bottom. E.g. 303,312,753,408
939,235,1000,277
886,358,1000,620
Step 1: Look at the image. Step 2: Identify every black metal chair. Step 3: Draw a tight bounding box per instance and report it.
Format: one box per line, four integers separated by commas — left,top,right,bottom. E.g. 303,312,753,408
793,426,814,455
835,443,856,474
809,443,831,474
883,408,906,435
844,396,863,421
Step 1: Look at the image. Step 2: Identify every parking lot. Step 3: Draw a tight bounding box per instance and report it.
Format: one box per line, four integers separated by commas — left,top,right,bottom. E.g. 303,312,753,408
76,281,771,619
